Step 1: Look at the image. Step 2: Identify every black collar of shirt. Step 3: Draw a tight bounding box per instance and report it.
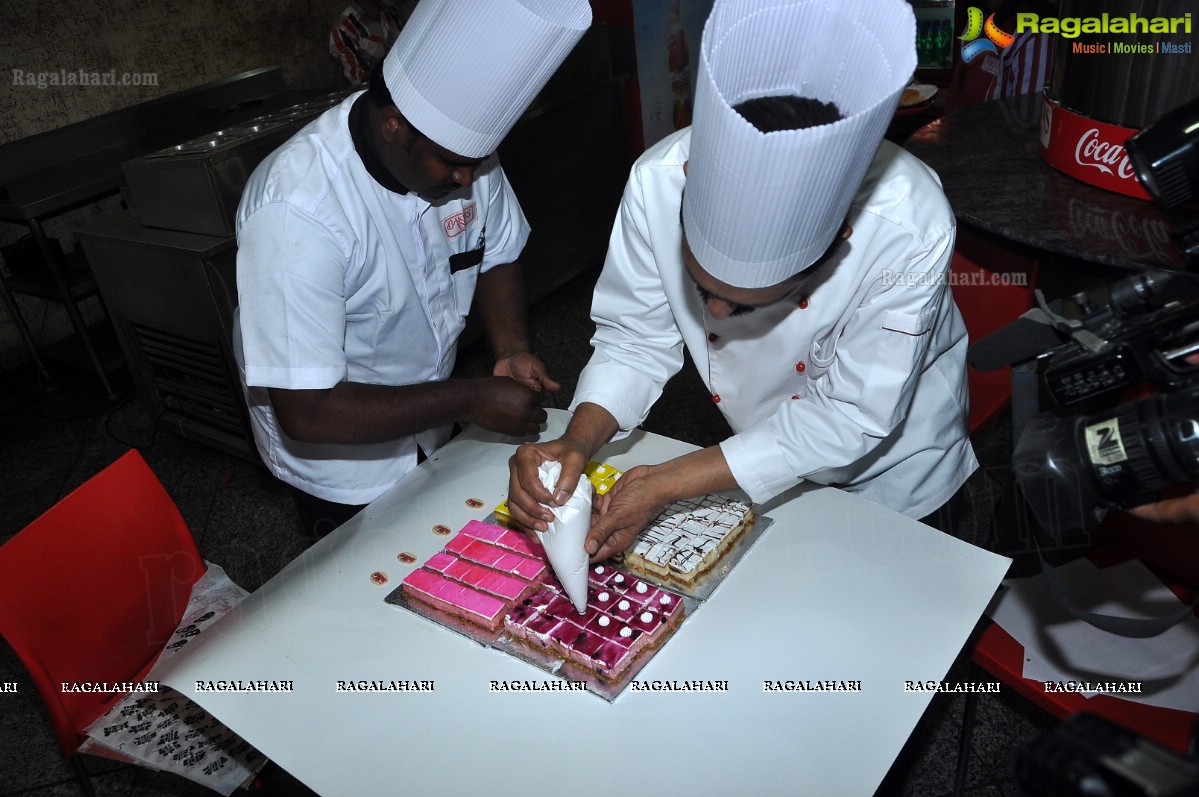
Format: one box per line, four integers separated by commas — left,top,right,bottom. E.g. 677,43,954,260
349,93,411,196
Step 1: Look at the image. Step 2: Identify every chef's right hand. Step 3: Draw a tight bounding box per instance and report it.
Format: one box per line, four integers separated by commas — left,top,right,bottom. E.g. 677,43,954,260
469,377,547,437
507,438,589,532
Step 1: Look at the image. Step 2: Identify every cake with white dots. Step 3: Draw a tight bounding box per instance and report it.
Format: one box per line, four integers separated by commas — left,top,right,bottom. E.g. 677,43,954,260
503,563,684,683
399,520,685,686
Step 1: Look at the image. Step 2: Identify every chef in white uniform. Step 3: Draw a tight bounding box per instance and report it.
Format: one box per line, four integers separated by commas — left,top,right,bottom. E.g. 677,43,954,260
508,0,978,559
235,0,591,537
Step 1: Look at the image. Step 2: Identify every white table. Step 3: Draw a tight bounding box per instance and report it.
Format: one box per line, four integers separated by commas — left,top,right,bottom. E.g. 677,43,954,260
156,409,1009,796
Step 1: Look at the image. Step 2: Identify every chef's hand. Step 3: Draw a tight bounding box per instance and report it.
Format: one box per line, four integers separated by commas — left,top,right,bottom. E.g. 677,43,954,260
587,465,669,562
494,352,561,395
507,438,589,532
1128,490,1199,525
470,377,547,437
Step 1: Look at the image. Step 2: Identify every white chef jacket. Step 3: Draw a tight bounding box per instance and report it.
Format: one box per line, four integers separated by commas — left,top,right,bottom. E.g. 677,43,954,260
572,130,978,518
233,92,530,505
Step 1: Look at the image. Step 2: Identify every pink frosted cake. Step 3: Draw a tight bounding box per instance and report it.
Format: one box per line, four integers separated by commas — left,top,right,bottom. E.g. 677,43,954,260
401,521,547,631
402,520,685,683
503,563,684,683
619,495,754,587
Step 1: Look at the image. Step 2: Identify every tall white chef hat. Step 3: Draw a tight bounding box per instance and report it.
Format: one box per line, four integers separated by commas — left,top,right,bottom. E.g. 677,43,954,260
382,0,591,159
682,0,916,289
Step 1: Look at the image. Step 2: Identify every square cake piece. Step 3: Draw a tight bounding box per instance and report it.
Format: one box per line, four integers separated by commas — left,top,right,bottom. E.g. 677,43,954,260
400,520,687,690
619,495,754,587
401,523,545,631
503,564,684,683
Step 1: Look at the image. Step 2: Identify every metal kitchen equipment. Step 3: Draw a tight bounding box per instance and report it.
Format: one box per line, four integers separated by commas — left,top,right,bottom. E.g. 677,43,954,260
76,213,251,460
120,90,352,237
0,66,292,396
74,89,353,457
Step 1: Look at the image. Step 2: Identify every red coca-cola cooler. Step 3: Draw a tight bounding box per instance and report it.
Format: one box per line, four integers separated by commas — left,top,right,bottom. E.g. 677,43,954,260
1038,0,1198,200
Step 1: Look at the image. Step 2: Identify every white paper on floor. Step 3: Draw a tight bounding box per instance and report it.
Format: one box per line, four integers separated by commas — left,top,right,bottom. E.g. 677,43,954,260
77,562,265,795
988,558,1199,711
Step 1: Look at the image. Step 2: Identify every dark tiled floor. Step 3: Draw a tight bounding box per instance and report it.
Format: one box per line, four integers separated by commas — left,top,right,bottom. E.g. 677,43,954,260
0,269,1054,796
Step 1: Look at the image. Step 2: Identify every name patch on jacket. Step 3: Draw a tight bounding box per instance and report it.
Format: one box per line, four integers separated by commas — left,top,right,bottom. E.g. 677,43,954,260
442,203,477,239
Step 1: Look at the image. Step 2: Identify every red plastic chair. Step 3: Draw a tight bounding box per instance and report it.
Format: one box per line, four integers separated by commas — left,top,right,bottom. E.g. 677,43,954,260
949,228,1039,434
0,450,205,794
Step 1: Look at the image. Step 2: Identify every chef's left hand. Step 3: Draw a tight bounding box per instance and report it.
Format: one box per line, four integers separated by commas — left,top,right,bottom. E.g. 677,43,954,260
587,464,670,562
494,352,561,394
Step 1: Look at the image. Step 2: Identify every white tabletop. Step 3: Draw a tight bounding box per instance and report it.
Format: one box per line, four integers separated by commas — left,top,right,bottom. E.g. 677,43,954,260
156,409,1009,796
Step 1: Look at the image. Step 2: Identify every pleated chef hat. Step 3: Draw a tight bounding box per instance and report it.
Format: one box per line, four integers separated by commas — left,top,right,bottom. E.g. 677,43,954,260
682,0,916,288
382,0,591,159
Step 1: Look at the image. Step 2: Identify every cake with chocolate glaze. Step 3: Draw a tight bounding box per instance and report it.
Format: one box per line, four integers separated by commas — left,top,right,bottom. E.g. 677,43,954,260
619,495,754,587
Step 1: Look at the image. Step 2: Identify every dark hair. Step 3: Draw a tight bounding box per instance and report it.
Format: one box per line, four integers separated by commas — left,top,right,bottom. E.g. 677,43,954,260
733,96,842,132
366,61,426,143
367,62,395,108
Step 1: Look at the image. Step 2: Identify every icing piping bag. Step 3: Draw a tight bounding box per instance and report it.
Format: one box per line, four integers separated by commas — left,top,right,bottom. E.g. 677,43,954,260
535,460,592,614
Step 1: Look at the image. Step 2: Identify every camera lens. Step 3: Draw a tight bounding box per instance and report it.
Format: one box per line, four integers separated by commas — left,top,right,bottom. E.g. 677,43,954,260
1014,387,1199,539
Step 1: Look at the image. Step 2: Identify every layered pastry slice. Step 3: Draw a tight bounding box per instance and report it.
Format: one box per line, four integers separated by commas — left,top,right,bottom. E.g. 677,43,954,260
619,495,754,587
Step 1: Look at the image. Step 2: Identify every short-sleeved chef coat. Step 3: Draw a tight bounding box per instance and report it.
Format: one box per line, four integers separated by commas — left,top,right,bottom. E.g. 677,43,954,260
572,130,978,518
233,92,530,505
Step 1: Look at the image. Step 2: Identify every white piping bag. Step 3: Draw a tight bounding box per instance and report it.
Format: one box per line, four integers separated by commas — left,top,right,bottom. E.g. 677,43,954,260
535,460,592,614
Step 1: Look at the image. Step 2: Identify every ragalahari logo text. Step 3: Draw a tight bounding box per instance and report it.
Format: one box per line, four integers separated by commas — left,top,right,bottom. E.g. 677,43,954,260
959,6,1015,63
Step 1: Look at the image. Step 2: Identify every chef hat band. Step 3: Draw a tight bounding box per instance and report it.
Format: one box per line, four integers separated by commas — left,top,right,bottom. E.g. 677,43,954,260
382,0,591,159
682,0,916,289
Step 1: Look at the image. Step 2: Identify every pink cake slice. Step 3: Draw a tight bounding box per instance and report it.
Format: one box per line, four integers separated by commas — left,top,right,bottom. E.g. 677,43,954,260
520,585,558,613
652,589,681,613
443,535,499,564
459,520,507,544
621,578,657,605
519,612,563,648
461,520,546,558
590,588,620,612
548,618,588,649
420,549,537,604
495,552,547,582
448,559,536,603
607,597,639,623
424,552,458,574
504,569,684,682
593,641,634,673
444,536,547,582
401,569,506,630
565,627,607,666
628,608,667,634
542,594,581,619
604,571,633,593
494,530,546,559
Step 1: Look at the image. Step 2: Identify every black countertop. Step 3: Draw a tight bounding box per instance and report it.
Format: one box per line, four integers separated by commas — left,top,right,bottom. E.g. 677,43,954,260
904,91,1190,271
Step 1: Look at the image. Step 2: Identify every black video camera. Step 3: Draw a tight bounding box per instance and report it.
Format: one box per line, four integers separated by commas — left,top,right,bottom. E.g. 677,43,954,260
971,93,1199,544
971,270,1199,541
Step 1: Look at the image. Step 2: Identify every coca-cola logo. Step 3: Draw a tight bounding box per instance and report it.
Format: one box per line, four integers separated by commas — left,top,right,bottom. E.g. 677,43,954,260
1074,128,1136,180
1066,197,1174,262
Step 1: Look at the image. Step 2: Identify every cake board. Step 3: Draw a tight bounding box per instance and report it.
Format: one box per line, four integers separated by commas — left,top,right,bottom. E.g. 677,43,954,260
385,518,702,701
